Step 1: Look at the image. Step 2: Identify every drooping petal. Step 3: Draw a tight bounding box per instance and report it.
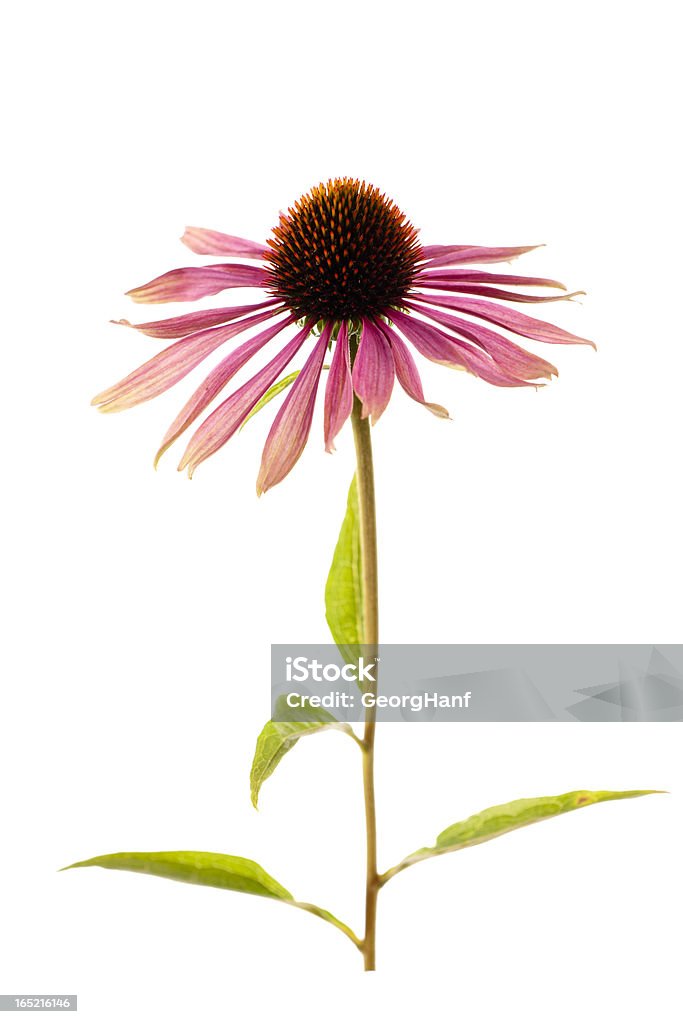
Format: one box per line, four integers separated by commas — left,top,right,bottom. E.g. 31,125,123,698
178,322,313,477
352,319,394,423
181,227,267,260
417,283,584,305
91,307,283,413
324,321,353,452
112,299,283,339
419,244,541,268
415,269,566,290
406,301,558,381
126,264,269,304
256,323,332,494
414,267,579,305
389,309,533,388
379,321,449,418
409,292,596,348
155,315,297,465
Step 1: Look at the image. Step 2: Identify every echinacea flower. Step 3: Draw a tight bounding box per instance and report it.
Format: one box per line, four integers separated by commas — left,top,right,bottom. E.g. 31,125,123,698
93,177,593,492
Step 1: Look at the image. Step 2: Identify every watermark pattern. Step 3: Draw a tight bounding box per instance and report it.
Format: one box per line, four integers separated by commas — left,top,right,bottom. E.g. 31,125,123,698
271,645,683,722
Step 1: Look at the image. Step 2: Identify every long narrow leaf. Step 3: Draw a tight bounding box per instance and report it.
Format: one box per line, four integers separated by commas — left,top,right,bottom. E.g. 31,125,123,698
63,850,361,948
380,789,662,884
241,365,330,430
325,475,364,659
239,371,300,429
63,850,292,899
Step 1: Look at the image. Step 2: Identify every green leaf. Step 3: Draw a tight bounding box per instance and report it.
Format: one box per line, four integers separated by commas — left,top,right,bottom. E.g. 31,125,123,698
250,698,357,808
325,475,364,657
63,850,362,948
240,372,300,429
62,850,293,900
380,789,662,884
240,366,330,430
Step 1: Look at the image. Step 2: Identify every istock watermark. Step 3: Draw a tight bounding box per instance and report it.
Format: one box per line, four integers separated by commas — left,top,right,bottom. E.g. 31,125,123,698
271,644,683,723
283,688,472,713
285,655,378,685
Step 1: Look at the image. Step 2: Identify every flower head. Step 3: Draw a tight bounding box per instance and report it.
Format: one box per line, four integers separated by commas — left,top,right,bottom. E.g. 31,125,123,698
93,177,593,492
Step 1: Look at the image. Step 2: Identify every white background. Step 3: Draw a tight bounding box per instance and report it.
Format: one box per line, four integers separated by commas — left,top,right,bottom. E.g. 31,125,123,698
2,1,681,1021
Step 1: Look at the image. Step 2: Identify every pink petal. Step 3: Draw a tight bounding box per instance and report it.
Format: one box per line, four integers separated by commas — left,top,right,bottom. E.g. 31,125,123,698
406,301,558,381
126,264,269,304
256,324,332,494
178,322,313,477
155,314,297,465
112,299,283,339
181,227,267,260
415,269,566,290
379,322,449,418
352,318,394,423
419,244,542,268
324,321,353,453
419,245,472,259
417,283,584,305
389,309,533,388
91,307,283,413
409,292,595,348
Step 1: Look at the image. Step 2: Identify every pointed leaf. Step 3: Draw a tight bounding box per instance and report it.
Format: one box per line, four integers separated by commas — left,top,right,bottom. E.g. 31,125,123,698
325,476,364,659
63,850,293,899
63,850,361,948
241,366,331,431
240,371,300,429
380,789,662,883
250,700,357,808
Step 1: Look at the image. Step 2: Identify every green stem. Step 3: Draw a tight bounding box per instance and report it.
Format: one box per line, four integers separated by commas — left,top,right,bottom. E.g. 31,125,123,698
351,395,379,972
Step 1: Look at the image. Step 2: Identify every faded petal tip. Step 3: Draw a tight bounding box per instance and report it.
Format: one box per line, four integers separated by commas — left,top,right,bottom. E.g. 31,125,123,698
181,227,267,260
425,402,451,419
